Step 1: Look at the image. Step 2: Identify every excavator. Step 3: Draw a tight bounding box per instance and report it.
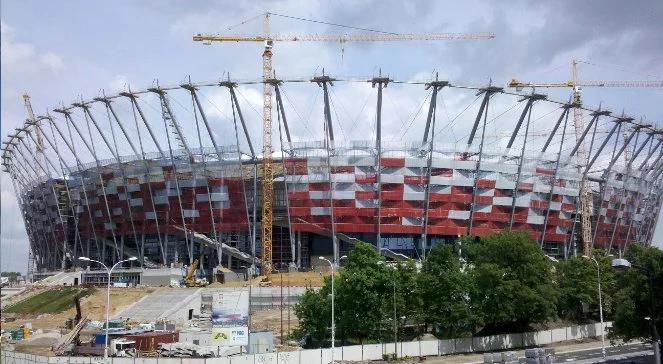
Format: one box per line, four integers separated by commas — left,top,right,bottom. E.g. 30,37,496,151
184,259,209,287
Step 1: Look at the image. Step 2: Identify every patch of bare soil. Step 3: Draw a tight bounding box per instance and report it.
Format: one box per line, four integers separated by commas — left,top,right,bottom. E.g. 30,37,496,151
2,287,154,331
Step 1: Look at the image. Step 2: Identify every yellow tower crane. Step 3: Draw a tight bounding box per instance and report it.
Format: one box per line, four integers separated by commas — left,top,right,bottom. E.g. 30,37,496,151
194,12,495,279
509,60,663,256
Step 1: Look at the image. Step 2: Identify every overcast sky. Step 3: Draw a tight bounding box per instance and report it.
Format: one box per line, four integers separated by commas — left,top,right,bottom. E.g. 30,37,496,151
2,0,662,273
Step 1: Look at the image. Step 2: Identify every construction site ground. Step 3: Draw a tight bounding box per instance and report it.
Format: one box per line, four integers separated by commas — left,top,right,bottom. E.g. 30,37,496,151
208,271,328,288
2,287,154,331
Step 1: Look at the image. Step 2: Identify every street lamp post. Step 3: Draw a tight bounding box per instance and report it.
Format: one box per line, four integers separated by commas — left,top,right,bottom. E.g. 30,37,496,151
240,265,252,353
612,258,660,364
319,255,346,364
582,255,606,359
378,261,398,358
79,256,136,361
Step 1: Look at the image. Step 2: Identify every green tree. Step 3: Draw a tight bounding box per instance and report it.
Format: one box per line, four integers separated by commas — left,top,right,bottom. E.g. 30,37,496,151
610,244,663,346
417,244,477,338
467,231,559,334
1,271,22,284
335,242,390,343
557,256,597,320
294,285,331,346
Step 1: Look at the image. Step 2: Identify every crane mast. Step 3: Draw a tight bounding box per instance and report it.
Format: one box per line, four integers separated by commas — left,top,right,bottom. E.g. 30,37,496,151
508,60,663,256
570,60,594,256
261,13,274,277
194,12,494,276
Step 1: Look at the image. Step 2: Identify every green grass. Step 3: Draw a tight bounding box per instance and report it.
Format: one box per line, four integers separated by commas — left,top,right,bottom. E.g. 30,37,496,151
5,287,96,315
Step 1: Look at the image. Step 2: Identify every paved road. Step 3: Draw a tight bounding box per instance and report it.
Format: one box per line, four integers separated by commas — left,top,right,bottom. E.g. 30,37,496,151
543,342,653,363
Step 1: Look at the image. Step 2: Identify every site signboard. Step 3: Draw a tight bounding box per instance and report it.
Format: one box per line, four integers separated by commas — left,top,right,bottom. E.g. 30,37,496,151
211,290,249,346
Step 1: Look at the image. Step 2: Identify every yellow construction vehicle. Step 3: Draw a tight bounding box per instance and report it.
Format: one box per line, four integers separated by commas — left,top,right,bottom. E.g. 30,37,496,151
184,259,209,287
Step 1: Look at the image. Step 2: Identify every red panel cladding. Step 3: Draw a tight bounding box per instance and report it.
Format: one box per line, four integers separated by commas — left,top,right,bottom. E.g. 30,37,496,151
309,183,330,192
381,158,405,167
494,189,512,197
561,203,575,212
543,233,568,243
476,179,496,189
404,176,427,184
288,191,309,200
382,184,403,191
450,194,472,204
530,200,549,209
475,196,493,205
431,168,453,177
330,166,354,173
355,191,378,200
284,158,308,175
517,183,534,192
427,210,449,218
381,191,403,200
355,175,376,184
535,167,555,176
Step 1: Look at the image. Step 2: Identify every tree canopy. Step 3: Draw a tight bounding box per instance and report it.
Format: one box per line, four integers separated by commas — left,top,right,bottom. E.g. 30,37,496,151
293,232,662,348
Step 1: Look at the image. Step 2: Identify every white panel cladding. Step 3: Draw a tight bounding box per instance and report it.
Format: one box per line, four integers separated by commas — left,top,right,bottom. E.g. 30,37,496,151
451,177,474,186
404,192,425,201
431,185,452,194
474,204,492,213
353,157,379,166
153,196,168,205
126,184,141,192
403,167,426,176
429,176,453,185
478,188,494,197
533,183,552,193
495,179,516,190
527,215,545,225
514,196,531,207
118,193,127,201
330,156,352,166
431,158,454,169
331,174,355,183
182,209,200,218
306,157,326,167
356,199,377,208
493,197,512,206
549,202,562,211
403,217,422,226
209,192,229,202
311,207,331,216
454,160,475,170
310,191,331,200
332,191,355,200
356,183,375,191
145,212,157,220
404,158,426,168
104,222,116,230
381,174,404,183
448,210,470,220
112,207,123,215
405,184,424,193
552,186,579,197
129,198,143,207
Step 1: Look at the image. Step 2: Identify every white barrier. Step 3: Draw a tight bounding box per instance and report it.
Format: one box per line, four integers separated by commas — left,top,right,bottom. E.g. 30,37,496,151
1,322,612,364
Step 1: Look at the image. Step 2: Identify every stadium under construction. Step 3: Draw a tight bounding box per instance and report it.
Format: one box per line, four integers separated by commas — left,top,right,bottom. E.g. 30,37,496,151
2,76,662,278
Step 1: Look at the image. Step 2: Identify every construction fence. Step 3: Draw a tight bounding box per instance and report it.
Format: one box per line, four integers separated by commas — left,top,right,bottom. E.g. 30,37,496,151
1,322,610,364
